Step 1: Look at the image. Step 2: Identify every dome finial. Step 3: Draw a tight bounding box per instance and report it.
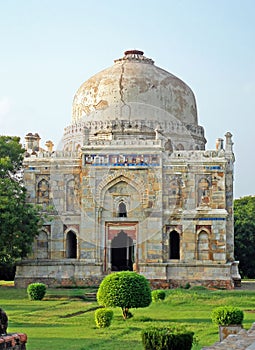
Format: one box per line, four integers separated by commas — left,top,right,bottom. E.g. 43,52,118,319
114,50,154,64
124,50,144,56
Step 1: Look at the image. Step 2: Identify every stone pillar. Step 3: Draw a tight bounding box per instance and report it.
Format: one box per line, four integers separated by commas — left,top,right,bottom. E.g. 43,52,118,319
224,132,236,264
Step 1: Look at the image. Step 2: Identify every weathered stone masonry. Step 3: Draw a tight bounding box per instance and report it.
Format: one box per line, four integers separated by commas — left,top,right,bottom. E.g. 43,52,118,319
15,50,240,288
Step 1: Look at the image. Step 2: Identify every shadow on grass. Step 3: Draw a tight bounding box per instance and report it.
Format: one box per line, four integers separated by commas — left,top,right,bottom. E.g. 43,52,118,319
133,317,212,324
27,336,144,350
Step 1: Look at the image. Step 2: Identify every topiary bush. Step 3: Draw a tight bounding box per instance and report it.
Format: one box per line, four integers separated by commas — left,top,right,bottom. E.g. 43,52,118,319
211,306,244,326
27,282,47,300
152,290,166,302
95,308,113,328
141,326,194,350
97,271,152,319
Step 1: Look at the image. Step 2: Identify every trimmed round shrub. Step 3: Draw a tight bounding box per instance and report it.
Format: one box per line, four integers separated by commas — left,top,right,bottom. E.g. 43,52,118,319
211,306,244,326
27,282,47,300
141,326,194,350
152,290,166,302
95,308,113,328
97,271,152,319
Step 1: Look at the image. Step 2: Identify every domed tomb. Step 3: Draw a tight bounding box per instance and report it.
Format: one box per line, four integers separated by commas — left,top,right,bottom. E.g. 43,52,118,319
65,50,206,151
73,50,198,125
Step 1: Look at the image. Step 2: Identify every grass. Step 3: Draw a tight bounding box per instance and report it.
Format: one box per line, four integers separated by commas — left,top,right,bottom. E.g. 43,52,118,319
1,283,255,350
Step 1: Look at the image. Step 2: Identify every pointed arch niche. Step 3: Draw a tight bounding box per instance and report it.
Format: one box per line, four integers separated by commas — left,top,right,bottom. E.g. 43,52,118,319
169,230,180,259
37,178,50,209
36,229,49,259
118,201,127,217
101,177,142,219
164,225,182,261
197,229,210,260
97,172,147,210
66,230,78,259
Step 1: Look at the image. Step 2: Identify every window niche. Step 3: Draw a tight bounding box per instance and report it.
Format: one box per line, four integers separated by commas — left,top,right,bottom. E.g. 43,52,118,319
168,176,182,208
169,230,180,259
66,178,80,212
197,230,210,260
196,175,212,207
66,231,77,259
118,201,127,217
36,230,49,259
37,178,50,209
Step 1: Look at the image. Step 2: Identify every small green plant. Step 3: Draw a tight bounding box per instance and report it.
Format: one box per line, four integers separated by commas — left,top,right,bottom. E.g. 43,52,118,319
141,325,194,350
95,308,113,328
97,271,152,319
152,290,166,302
27,282,47,301
211,306,244,326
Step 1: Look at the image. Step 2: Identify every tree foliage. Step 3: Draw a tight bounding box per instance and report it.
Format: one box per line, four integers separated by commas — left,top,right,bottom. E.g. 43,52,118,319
0,136,42,268
234,196,255,278
0,136,24,177
97,271,152,319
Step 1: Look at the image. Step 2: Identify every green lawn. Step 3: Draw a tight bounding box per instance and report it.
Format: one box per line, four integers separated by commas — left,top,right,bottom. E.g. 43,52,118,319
1,284,255,350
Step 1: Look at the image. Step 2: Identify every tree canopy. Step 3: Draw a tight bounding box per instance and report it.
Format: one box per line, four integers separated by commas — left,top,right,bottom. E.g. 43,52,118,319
234,196,255,278
97,271,152,319
0,136,42,269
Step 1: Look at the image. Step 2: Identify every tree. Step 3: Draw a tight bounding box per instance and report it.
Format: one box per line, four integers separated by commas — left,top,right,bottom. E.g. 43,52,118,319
0,136,42,275
234,196,255,278
97,271,152,319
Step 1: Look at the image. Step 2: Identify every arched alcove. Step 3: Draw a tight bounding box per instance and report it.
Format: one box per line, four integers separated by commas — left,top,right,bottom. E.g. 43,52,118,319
66,231,77,259
37,179,49,207
169,230,180,259
197,231,209,260
36,230,48,259
198,178,210,206
118,201,127,217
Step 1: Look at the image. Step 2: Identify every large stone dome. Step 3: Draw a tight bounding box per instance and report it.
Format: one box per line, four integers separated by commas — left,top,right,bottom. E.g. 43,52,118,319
72,50,198,126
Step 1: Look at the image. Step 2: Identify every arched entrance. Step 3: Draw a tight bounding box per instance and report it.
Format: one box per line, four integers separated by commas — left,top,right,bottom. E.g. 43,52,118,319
66,231,77,258
111,230,134,271
169,230,180,259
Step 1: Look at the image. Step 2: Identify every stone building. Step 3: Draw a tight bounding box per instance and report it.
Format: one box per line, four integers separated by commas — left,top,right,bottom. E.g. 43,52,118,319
15,50,240,288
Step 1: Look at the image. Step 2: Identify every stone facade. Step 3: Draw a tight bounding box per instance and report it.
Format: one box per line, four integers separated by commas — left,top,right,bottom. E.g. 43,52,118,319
15,50,240,288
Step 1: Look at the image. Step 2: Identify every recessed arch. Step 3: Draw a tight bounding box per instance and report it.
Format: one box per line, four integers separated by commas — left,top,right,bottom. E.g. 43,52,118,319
36,230,49,259
197,177,210,206
37,179,50,206
97,172,146,208
118,201,127,217
197,230,209,260
66,230,77,259
169,230,180,259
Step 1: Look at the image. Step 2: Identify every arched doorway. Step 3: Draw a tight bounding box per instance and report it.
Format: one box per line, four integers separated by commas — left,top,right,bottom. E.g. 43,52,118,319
169,230,180,259
66,231,77,258
111,230,134,271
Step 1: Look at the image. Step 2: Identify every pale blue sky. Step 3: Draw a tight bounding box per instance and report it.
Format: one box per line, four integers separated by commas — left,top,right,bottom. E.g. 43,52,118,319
0,0,254,198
